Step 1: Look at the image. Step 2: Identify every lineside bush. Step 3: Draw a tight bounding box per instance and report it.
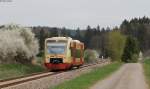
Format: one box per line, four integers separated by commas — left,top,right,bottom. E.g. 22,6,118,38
84,49,99,63
0,24,39,64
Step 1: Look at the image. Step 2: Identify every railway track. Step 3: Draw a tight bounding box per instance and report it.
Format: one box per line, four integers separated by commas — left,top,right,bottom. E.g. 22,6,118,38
0,59,109,89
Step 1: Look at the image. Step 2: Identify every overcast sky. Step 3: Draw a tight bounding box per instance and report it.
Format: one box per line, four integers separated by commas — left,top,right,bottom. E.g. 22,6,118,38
0,0,149,29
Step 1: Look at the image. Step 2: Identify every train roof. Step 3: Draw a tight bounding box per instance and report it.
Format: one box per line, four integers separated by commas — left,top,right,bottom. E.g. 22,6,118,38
46,37,72,40
46,37,82,43
71,40,81,43
46,37,83,44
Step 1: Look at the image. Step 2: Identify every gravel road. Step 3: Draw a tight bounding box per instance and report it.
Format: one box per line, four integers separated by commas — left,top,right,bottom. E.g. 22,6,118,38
90,63,148,89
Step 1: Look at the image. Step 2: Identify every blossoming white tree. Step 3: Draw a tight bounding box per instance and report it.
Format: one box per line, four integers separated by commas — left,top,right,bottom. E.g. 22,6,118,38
0,24,39,63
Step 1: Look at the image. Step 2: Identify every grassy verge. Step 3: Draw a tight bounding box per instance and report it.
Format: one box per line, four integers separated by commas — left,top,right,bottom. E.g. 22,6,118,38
0,63,46,80
36,57,44,66
52,62,122,89
143,59,150,88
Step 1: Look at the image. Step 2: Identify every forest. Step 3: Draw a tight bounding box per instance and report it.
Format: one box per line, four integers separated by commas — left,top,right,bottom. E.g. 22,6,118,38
31,16,150,59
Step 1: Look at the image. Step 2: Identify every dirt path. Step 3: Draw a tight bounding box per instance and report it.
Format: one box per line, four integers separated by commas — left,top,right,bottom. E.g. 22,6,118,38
90,63,148,89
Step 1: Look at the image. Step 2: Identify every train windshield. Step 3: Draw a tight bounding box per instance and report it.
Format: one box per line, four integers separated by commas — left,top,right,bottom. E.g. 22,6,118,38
47,43,66,54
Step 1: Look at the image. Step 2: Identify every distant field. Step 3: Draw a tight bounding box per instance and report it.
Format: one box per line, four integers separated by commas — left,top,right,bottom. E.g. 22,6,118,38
0,63,46,80
52,62,122,89
143,59,150,88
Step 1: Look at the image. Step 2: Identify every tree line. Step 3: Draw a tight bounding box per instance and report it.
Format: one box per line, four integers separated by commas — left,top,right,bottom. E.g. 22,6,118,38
31,26,111,57
31,16,150,62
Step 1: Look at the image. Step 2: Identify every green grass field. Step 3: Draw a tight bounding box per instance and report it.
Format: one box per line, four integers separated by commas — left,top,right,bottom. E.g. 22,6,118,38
0,63,46,80
52,62,122,89
143,59,150,87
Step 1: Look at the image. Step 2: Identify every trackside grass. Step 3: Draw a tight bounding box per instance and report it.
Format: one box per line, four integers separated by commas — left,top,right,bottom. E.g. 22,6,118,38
143,59,150,88
52,62,122,89
0,64,45,80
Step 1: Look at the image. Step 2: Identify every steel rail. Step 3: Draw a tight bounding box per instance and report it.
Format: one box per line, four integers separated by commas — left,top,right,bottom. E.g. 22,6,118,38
0,60,109,88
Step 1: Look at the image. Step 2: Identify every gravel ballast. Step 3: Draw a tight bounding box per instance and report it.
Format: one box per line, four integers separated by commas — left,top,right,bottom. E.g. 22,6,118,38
2,61,110,89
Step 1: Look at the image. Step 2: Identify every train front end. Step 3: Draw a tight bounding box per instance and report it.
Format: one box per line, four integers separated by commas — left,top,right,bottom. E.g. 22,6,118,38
44,37,72,70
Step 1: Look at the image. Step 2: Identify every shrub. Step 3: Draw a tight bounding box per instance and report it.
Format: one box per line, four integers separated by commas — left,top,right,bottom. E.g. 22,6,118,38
84,49,99,63
0,24,39,64
131,54,138,62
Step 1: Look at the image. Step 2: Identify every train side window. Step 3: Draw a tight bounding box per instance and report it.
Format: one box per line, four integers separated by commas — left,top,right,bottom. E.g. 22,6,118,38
75,49,81,58
70,48,81,58
70,42,75,57
70,47,74,57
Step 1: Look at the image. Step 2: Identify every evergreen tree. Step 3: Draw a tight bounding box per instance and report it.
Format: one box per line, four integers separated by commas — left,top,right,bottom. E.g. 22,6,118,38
84,25,93,48
120,16,150,52
96,25,100,31
122,36,140,62
39,29,45,50
75,27,82,41
51,27,58,37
